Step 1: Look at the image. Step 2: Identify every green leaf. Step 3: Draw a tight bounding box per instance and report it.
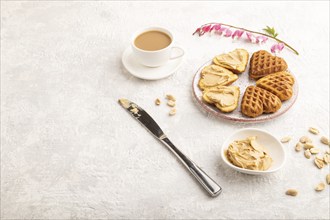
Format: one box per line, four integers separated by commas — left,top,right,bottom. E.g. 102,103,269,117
263,26,279,38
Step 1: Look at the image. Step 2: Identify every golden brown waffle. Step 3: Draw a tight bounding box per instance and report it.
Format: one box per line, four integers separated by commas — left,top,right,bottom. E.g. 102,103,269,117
198,65,238,90
256,71,295,101
249,50,288,79
213,49,249,74
203,86,240,113
241,86,282,118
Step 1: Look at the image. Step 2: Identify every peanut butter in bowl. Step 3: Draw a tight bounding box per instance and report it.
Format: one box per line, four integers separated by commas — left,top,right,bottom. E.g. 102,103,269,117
226,136,273,171
221,128,286,175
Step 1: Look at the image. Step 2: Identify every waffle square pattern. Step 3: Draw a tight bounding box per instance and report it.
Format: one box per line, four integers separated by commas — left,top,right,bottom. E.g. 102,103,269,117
249,50,288,79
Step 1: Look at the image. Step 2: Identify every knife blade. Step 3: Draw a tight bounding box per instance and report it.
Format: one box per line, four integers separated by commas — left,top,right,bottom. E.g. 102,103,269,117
118,98,165,139
118,98,222,197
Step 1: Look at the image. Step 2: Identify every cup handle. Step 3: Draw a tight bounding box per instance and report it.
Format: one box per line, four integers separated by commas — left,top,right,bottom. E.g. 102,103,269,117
170,46,185,60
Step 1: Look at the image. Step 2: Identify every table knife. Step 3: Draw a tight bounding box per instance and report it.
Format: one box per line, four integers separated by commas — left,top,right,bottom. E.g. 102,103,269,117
118,98,222,197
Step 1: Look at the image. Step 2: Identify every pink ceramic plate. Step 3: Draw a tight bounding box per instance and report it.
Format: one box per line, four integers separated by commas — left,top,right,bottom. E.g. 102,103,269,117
192,60,299,123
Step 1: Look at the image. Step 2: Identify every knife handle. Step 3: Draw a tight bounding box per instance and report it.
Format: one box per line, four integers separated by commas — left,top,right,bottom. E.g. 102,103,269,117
161,137,222,197
187,161,222,197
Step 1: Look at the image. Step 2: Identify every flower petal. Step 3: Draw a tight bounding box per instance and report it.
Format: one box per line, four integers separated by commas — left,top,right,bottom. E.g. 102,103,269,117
193,27,201,35
232,30,244,39
271,42,285,53
216,27,227,36
246,32,257,43
224,29,232,37
212,24,221,31
278,42,285,50
256,35,268,43
202,25,212,33
219,27,227,33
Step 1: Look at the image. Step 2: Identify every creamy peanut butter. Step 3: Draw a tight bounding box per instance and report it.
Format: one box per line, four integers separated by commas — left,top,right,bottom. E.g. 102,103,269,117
226,136,273,171
213,49,249,73
202,73,230,87
130,107,139,114
119,99,130,108
198,64,238,90
215,50,244,69
205,87,235,107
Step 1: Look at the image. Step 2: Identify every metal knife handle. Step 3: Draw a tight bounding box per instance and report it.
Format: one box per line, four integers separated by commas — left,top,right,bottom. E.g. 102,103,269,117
161,137,222,197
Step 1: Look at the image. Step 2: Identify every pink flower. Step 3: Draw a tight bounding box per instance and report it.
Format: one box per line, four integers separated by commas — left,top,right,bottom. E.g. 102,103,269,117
246,32,268,43
211,24,221,31
193,27,201,35
216,27,232,37
217,27,227,35
246,32,257,43
201,25,212,33
232,30,244,40
193,23,298,55
271,42,285,54
224,29,232,37
256,35,268,43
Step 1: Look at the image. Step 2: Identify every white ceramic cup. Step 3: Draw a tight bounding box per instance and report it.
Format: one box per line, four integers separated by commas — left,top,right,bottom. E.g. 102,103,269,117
131,27,184,67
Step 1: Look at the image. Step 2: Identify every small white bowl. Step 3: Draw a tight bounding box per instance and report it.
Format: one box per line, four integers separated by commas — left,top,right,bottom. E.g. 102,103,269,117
221,128,286,175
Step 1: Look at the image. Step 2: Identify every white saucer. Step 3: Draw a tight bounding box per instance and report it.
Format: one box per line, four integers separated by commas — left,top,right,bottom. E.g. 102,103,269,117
121,47,183,80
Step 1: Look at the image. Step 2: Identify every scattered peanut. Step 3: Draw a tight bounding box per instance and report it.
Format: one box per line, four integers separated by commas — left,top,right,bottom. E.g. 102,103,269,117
321,136,330,146
169,108,176,116
304,150,312,159
281,136,291,143
166,94,176,101
315,182,325,191
155,94,177,116
310,148,320,154
309,127,320,135
285,189,298,196
155,98,161,105
304,143,314,150
326,174,330,185
323,154,330,164
295,142,303,152
300,136,312,144
314,156,325,169
167,100,176,107
286,128,329,194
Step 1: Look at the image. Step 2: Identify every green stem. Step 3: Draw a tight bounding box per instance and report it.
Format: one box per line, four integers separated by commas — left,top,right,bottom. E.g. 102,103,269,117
197,22,299,55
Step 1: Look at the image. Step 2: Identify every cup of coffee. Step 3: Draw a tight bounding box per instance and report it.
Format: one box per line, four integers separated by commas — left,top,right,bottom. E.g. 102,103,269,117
131,27,184,67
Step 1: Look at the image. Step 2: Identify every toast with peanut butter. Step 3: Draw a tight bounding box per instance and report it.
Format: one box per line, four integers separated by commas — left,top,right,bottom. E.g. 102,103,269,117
213,49,249,74
198,64,238,90
202,86,240,113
